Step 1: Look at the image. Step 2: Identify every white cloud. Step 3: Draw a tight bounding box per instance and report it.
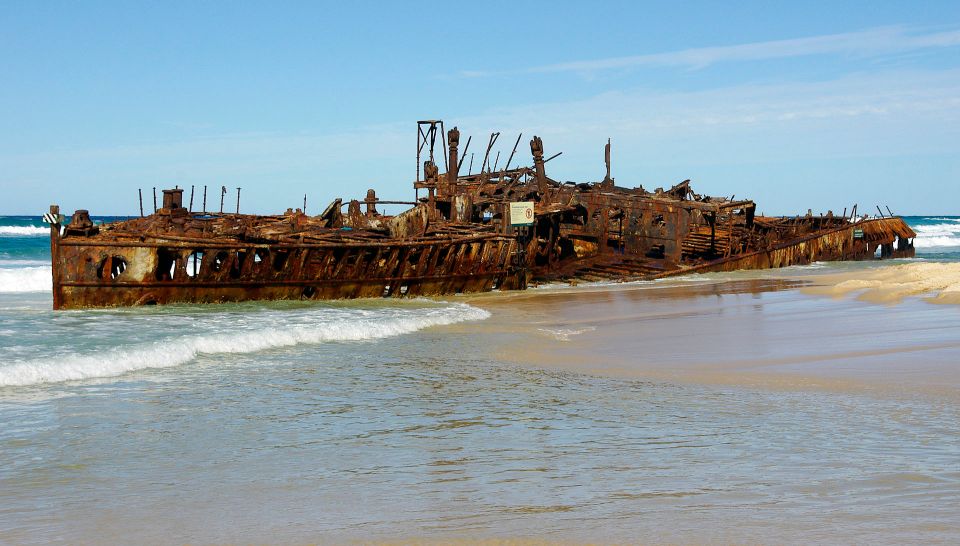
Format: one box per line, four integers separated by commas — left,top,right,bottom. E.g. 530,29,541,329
462,26,960,77
3,69,959,215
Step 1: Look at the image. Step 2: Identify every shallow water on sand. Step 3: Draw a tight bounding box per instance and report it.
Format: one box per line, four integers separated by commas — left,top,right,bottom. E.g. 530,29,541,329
3,215,960,543
3,282,960,544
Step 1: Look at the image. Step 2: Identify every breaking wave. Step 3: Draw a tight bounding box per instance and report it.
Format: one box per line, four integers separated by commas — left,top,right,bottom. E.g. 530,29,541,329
0,303,490,387
0,226,48,237
0,266,51,293
912,222,960,249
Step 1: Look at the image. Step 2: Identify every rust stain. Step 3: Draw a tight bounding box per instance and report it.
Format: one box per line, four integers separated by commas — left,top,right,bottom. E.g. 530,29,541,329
46,121,916,309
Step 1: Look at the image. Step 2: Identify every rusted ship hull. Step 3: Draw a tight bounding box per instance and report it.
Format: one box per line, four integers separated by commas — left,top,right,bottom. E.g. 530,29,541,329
51,232,524,309
47,120,915,309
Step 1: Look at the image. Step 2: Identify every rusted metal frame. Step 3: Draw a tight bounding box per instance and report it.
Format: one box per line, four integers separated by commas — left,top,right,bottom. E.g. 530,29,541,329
480,132,500,174
724,212,734,258
414,243,433,275
449,243,472,277
439,120,448,174
59,233,510,250
471,241,490,274
476,240,500,274
458,242,481,275
307,248,333,279
433,244,458,277
423,244,445,276
361,247,385,278
290,248,311,281
346,247,371,279
458,166,532,184
60,269,507,289
456,135,472,172
400,246,423,277
383,246,410,294
330,248,356,279
503,133,523,172
339,200,417,207
453,243,472,276
655,219,900,279
417,121,437,183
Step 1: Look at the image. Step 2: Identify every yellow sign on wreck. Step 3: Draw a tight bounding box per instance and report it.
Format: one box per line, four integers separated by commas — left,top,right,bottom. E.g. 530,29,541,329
509,202,535,226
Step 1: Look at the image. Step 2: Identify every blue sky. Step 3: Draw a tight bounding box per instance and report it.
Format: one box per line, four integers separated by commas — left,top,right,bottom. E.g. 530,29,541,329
1,1,958,215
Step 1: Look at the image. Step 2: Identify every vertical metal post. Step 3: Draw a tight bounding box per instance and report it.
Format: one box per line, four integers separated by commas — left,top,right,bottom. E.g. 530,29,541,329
138,189,144,217
504,133,522,172
303,194,307,213
152,187,157,213
439,121,448,173
188,185,195,212
202,185,207,213
236,187,241,214
48,205,62,310
220,186,226,213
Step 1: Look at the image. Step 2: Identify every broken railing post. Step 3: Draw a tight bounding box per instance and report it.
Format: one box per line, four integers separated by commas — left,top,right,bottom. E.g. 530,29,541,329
152,187,157,213
604,138,612,184
530,136,548,194
236,187,241,214
447,127,460,194
189,185,195,212
504,133,522,172
481,132,499,173
202,185,207,213
456,135,471,173
138,189,144,217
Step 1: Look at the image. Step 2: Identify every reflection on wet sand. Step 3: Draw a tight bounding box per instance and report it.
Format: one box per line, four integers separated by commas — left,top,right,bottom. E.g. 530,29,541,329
2,266,959,544
461,271,960,396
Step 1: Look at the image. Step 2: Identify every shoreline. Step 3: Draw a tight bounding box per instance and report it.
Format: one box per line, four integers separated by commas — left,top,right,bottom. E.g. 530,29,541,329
456,264,960,398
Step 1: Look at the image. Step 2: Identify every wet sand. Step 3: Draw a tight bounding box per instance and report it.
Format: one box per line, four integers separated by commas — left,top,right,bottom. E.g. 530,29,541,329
459,267,960,398
3,263,960,544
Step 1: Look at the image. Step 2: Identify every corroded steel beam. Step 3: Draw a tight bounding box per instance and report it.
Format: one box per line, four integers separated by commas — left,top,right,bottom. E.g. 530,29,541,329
48,120,914,309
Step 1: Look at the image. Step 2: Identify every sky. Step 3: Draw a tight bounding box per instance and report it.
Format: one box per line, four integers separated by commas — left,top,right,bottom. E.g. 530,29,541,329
1,1,959,215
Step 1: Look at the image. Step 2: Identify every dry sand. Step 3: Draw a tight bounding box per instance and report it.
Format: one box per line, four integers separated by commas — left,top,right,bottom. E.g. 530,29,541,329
803,262,960,304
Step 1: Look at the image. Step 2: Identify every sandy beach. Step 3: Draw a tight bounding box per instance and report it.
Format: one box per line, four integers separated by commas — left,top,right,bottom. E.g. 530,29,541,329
3,261,960,544
460,263,960,397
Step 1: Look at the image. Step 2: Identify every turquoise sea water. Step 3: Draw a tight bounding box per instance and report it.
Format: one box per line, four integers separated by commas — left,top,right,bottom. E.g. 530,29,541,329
1,215,959,543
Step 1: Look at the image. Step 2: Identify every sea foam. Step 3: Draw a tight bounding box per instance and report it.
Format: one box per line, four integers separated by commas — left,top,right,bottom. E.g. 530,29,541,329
0,303,490,387
912,222,960,248
0,266,52,293
0,226,48,237
911,218,960,249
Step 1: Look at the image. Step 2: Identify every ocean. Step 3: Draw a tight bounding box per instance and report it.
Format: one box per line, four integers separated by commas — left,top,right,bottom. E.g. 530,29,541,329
2,215,959,543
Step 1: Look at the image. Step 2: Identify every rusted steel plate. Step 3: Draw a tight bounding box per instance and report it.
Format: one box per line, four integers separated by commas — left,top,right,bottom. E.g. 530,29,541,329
48,122,914,309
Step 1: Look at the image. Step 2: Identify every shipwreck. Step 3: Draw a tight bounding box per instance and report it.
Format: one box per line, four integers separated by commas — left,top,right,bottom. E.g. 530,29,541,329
46,120,916,309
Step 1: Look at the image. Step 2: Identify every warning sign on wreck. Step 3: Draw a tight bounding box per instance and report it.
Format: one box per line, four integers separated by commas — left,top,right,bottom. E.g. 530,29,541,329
509,202,535,226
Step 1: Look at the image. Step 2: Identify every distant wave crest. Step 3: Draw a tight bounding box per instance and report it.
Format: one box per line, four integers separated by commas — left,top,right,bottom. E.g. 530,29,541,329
0,303,490,387
0,226,48,237
0,266,51,293
912,222,960,249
